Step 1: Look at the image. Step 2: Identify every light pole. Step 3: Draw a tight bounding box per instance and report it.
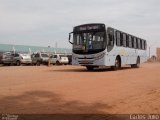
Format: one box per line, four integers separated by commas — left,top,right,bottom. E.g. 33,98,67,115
48,46,51,67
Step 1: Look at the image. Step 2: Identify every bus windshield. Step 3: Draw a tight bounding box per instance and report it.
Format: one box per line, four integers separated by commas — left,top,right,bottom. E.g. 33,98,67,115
73,32,106,54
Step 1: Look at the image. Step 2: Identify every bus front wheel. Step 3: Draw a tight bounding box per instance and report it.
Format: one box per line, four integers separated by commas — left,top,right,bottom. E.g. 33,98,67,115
112,57,121,71
86,66,94,71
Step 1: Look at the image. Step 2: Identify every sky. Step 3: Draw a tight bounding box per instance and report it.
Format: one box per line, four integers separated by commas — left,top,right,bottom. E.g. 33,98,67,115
0,0,160,55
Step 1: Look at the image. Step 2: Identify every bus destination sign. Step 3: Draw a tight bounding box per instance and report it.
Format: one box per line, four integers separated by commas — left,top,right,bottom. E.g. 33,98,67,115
74,24,105,32
79,25,99,31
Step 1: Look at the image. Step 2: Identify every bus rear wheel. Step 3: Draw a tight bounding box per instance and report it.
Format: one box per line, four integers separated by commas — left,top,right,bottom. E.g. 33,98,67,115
131,57,140,68
86,66,94,71
112,57,121,71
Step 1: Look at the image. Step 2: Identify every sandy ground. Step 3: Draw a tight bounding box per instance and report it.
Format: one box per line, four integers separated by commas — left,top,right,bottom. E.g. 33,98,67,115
0,63,160,114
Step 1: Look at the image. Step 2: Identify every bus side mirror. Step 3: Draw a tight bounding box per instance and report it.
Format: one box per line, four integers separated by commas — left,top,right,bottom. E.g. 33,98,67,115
69,32,73,44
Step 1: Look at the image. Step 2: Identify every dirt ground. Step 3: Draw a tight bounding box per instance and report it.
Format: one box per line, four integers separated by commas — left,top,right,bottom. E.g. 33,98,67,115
0,63,160,114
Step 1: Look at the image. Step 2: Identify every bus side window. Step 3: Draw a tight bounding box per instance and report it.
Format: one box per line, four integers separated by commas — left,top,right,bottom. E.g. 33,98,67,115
120,32,123,46
123,33,127,47
144,40,147,50
140,39,143,49
131,37,134,48
129,36,132,48
142,40,144,50
126,35,129,47
134,37,137,49
116,31,121,46
136,39,138,49
108,33,114,46
137,38,141,49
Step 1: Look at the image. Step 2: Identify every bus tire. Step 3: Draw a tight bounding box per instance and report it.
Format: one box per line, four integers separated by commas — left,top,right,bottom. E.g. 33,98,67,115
112,56,121,71
131,64,135,68
135,57,140,68
86,66,94,71
131,57,140,68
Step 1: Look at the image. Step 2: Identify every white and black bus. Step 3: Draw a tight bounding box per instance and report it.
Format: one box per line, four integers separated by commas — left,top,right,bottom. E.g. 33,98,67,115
69,23,147,70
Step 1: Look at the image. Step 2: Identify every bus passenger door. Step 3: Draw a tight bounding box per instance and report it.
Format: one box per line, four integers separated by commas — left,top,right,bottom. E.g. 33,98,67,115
107,28,114,52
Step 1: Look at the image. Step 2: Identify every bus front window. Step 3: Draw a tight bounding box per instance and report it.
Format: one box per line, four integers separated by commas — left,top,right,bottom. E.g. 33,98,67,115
73,32,106,54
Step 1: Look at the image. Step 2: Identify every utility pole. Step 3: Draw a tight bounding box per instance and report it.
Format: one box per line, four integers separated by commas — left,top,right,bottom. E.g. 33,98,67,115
48,46,51,67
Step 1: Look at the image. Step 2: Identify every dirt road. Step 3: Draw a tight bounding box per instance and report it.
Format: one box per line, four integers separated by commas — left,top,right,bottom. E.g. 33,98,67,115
0,63,160,114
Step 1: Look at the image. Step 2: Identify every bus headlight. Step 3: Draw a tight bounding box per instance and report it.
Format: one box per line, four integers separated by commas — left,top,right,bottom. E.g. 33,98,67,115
94,53,105,60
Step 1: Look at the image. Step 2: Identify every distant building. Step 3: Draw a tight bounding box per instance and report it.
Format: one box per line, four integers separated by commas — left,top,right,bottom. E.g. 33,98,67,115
0,44,71,54
156,48,160,61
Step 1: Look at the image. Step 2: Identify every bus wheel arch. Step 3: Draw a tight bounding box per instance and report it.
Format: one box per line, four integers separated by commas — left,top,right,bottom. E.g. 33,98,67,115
136,56,140,68
112,55,121,70
131,56,140,68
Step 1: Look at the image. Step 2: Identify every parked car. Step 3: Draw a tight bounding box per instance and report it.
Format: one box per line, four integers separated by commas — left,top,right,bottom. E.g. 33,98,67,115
50,54,69,65
1,52,13,65
0,52,3,64
66,54,72,65
12,53,32,66
32,52,49,65
0,52,4,64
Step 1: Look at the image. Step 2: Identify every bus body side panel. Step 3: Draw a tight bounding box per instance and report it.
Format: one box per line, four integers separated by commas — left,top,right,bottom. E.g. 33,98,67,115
104,48,116,66
128,49,136,64
137,49,147,63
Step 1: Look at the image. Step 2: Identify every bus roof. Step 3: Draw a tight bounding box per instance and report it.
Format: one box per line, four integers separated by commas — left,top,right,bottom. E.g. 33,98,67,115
73,23,146,41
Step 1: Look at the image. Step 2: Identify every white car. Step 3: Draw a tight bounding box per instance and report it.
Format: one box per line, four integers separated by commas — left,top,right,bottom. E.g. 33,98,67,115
1,52,13,65
32,52,49,65
12,53,32,66
50,54,69,65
